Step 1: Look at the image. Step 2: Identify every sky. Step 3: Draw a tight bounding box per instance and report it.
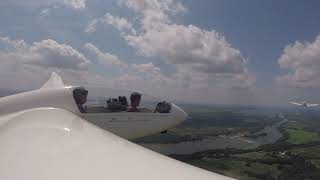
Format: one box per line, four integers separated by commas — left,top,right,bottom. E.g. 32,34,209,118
0,0,320,106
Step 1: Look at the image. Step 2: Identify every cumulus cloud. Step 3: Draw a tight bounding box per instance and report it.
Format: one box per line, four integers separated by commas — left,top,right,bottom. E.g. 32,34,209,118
0,0,257,103
125,24,246,74
102,0,254,89
0,34,254,103
132,63,160,75
0,0,61,6
0,37,169,91
82,43,170,89
64,0,87,10
85,13,135,34
30,40,90,70
103,13,136,34
84,19,99,33
0,0,87,10
0,37,90,70
131,63,169,85
277,35,320,88
0,36,94,89
40,8,50,16
0,37,146,91
121,0,246,74
121,0,187,27
0,36,27,50
84,43,128,68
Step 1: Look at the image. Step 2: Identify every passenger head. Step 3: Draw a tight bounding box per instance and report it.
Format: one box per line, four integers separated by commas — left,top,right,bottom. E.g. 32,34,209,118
73,87,88,105
130,92,141,108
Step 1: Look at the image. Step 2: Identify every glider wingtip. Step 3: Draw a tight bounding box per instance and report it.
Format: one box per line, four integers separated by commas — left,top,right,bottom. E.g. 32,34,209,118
40,72,65,89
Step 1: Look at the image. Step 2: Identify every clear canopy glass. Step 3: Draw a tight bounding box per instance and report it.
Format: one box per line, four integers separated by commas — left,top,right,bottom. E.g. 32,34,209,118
73,86,171,113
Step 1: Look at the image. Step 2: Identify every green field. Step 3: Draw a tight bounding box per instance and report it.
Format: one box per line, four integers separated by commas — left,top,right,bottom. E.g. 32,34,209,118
232,152,267,160
187,158,280,180
140,105,320,179
286,129,320,144
289,146,320,159
283,120,306,130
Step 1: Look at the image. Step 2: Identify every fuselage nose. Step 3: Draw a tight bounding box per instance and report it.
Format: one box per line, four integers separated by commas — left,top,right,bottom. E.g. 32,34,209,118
171,103,188,124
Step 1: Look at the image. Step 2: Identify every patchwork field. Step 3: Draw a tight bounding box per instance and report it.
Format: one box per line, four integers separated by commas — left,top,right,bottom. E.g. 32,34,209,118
285,129,320,144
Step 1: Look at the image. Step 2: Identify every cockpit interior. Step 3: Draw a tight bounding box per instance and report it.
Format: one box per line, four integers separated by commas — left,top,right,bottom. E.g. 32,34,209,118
72,87,172,114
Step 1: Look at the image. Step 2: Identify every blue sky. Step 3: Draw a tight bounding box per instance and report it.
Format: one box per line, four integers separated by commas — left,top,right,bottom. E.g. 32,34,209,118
0,0,320,105
182,0,320,81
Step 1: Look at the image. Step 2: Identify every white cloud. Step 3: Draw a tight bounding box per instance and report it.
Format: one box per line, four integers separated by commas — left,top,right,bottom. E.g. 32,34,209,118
28,39,90,70
132,63,160,75
277,35,320,88
125,24,246,74
0,35,254,103
131,63,168,85
103,13,136,34
0,37,90,70
104,0,254,89
82,43,171,89
121,0,246,74
84,19,99,33
40,8,50,16
121,0,187,26
0,0,258,103
84,43,128,68
79,0,253,91
0,0,61,7
64,0,87,10
0,0,87,10
0,36,93,89
0,37,144,92
0,37,105,90
0,37,27,50
85,13,136,34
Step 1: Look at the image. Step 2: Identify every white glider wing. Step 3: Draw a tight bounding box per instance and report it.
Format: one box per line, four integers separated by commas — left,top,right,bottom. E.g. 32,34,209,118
40,72,65,89
307,103,319,107
290,101,302,106
0,108,233,180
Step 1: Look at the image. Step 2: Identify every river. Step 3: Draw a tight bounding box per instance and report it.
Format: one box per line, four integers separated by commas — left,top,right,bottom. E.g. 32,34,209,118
139,118,288,155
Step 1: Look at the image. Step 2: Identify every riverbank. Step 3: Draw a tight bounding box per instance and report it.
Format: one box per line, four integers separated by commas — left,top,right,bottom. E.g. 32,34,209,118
166,112,320,180
139,117,288,155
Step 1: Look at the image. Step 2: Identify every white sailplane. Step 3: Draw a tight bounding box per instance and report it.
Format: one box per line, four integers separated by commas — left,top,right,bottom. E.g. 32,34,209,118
0,72,234,180
290,101,319,108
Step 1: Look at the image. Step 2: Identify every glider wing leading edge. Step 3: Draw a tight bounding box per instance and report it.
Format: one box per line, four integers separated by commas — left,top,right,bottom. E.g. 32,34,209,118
290,101,303,106
0,107,234,180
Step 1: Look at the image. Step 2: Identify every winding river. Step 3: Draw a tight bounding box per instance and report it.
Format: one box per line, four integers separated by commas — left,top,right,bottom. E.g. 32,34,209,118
139,118,288,155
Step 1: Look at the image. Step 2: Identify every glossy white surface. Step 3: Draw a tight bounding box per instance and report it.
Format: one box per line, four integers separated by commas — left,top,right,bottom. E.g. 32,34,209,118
0,108,233,180
0,87,77,116
0,72,188,139
0,87,187,139
82,103,187,139
40,72,65,89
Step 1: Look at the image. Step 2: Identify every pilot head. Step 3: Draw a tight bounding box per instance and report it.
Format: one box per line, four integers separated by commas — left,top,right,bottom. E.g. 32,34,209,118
130,92,141,108
73,87,88,105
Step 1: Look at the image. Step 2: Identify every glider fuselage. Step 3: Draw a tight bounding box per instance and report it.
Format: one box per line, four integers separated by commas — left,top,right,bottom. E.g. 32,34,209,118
0,86,187,139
